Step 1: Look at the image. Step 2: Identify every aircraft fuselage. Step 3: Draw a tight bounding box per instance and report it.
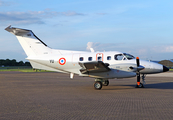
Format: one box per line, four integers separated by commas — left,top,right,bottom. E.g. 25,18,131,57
27,51,167,79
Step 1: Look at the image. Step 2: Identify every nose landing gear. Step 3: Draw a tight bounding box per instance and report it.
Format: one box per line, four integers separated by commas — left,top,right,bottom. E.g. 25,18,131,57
136,74,146,88
142,74,146,85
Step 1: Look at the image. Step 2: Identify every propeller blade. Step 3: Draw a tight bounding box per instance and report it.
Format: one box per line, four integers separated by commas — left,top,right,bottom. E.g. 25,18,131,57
136,57,143,88
137,72,140,85
136,57,140,67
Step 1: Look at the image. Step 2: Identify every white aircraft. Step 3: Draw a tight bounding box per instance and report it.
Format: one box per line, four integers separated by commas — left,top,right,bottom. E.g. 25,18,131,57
5,25,169,90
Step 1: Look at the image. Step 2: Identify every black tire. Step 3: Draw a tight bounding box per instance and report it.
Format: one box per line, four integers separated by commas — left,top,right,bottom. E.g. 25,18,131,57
102,80,109,86
135,83,144,88
94,81,102,90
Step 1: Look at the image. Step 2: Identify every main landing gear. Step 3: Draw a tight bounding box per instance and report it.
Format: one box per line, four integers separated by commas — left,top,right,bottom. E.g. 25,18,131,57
93,74,146,90
94,78,109,90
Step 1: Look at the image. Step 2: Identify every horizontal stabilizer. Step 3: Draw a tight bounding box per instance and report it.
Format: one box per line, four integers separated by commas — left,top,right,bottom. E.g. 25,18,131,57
5,25,51,56
5,25,47,46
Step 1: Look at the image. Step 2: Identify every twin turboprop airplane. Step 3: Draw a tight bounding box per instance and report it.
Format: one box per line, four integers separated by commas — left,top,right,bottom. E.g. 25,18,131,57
5,25,169,90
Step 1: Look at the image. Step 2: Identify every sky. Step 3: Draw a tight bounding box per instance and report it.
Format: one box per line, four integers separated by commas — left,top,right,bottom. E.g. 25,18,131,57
0,0,173,62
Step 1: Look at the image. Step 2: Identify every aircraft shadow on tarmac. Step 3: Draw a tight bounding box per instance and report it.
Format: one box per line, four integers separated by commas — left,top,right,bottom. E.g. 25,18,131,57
144,82,173,89
122,82,173,89
103,82,173,90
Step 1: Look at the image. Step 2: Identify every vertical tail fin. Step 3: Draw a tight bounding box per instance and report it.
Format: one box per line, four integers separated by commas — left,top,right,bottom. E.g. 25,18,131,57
5,25,51,57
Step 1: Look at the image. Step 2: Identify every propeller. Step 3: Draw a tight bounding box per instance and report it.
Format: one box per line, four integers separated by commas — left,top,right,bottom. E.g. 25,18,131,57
129,57,144,71
129,57,144,87
136,57,140,86
136,57,143,88
136,57,140,67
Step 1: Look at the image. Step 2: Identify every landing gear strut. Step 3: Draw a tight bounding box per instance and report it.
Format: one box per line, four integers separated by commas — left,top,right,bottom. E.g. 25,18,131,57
94,79,109,90
135,57,145,88
142,74,146,85
136,74,146,88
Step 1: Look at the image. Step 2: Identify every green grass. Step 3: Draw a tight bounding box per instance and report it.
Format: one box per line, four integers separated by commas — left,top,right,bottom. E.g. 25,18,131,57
0,69,49,72
0,66,51,72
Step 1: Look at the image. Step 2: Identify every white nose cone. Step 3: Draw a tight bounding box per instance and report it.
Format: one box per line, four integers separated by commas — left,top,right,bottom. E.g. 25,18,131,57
140,60,169,74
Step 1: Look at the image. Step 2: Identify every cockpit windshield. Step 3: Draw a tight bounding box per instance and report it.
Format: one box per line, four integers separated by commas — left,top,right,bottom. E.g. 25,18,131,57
114,53,135,61
123,53,135,60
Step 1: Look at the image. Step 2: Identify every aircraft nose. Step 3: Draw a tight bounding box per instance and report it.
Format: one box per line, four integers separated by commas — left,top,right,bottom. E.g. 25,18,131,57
163,65,169,72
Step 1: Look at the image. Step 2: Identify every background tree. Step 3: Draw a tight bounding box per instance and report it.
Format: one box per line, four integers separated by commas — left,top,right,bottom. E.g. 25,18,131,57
0,59,31,67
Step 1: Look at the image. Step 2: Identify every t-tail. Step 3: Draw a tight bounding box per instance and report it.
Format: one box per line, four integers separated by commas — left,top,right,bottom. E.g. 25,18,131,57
5,25,52,57
5,25,84,72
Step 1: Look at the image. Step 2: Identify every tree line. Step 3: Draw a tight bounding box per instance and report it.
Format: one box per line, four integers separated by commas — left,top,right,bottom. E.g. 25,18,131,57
0,59,31,66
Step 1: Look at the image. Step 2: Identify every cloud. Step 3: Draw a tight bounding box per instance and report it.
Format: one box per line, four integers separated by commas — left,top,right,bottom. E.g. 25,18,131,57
86,42,93,50
86,42,125,51
153,45,173,53
164,46,173,52
0,0,12,6
0,11,50,25
85,42,173,60
0,0,3,6
0,10,85,25
0,0,6,6
60,11,86,16
86,42,100,50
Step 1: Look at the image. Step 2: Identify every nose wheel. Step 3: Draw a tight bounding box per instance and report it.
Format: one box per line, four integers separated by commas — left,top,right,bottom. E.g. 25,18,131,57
136,74,146,88
136,82,144,88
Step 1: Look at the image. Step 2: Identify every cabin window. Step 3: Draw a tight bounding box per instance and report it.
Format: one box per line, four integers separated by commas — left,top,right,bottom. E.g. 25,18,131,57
107,56,111,60
79,57,84,61
114,54,124,60
88,57,92,61
98,56,102,61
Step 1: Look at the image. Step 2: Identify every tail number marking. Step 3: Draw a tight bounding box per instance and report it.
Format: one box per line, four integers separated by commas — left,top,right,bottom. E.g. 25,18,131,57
50,60,54,63
59,58,66,65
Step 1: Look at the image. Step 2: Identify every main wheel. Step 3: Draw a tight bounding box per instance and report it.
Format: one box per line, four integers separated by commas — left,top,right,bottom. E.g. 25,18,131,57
102,80,109,86
94,81,102,90
136,83,144,88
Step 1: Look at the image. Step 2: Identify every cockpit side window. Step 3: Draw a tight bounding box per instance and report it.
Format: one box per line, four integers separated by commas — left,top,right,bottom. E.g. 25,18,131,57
114,54,124,60
123,53,135,60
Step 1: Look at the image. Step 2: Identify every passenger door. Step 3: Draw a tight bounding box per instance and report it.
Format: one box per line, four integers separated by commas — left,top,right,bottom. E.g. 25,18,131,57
96,53,104,61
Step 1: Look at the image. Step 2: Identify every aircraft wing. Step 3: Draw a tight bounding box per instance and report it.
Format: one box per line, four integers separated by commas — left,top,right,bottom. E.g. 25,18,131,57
79,61,111,74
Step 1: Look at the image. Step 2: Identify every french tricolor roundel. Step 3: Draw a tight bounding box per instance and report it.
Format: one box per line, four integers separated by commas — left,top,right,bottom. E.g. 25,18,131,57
59,58,66,65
